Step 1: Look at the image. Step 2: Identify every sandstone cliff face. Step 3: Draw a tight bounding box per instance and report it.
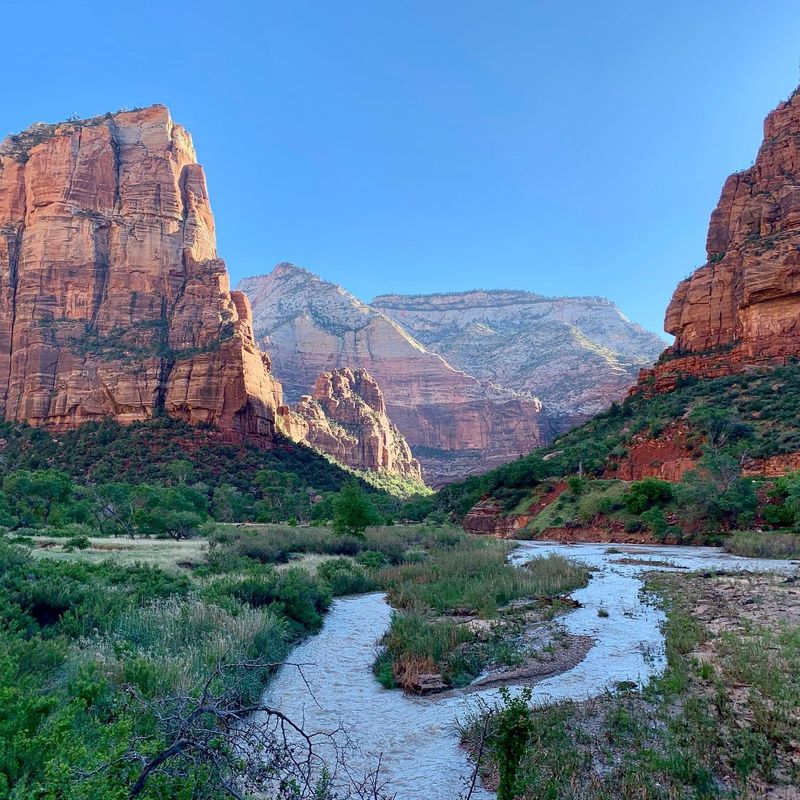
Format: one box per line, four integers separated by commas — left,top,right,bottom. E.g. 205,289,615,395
239,265,549,485
286,367,422,480
0,107,282,441
372,290,664,432
641,89,800,391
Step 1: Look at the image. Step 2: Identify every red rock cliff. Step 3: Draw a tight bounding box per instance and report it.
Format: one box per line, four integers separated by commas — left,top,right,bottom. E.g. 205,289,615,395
0,106,282,440
641,89,800,391
286,367,422,481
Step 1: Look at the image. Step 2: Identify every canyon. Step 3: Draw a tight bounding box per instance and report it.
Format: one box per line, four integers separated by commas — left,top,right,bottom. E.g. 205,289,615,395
240,265,550,485
241,265,662,483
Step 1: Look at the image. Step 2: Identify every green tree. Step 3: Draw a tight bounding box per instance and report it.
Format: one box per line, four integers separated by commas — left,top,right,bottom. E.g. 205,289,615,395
211,484,252,522
493,687,535,800
624,478,674,514
164,459,195,486
333,481,378,537
2,469,74,526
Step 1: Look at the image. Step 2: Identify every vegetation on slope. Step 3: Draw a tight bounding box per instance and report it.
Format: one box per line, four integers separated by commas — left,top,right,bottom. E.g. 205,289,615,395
462,570,800,799
436,363,800,533
0,417,431,530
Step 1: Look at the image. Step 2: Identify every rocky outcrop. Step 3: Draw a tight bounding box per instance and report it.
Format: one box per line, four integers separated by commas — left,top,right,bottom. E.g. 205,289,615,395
640,88,800,391
372,290,665,432
286,367,422,480
240,264,549,485
0,106,283,441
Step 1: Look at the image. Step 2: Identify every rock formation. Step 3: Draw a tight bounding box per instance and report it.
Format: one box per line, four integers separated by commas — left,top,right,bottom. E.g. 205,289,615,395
239,264,549,484
0,106,283,441
285,367,422,480
372,290,665,432
640,88,800,392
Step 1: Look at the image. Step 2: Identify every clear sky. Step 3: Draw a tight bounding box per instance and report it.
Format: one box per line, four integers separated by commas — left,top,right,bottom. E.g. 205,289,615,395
4,1,800,335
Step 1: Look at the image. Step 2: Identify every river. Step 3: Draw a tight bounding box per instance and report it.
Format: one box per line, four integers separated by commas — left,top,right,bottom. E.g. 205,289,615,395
261,542,795,799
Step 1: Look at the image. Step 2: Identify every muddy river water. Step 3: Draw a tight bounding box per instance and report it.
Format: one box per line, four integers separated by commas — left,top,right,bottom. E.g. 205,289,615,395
262,542,795,799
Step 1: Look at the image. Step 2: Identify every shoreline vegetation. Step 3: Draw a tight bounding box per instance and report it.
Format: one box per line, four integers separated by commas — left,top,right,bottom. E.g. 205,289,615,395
373,546,589,693
3,517,799,798
461,569,800,800
1,521,576,797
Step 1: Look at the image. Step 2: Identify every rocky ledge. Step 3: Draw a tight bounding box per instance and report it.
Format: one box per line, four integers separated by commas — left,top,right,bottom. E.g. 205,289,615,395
640,88,800,391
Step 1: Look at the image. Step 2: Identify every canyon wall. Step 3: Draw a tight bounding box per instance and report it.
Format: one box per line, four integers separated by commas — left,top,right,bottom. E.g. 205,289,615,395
240,264,549,484
0,106,282,441
640,89,800,392
372,290,664,432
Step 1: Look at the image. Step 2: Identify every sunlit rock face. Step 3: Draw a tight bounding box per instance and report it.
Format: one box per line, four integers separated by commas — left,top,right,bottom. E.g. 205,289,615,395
640,88,800,392
240,264,549,485
372,290,665,433
286,367,422,481
0,106,282,441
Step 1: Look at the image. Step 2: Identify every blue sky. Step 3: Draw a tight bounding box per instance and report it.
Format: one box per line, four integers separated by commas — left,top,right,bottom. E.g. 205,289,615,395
4,1,800,335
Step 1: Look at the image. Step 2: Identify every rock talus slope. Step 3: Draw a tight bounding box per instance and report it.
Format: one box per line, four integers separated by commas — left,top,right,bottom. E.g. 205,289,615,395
372,290,665,431
240,265,549,484
0,106,282,441
640,88,800,391
285,367,422,480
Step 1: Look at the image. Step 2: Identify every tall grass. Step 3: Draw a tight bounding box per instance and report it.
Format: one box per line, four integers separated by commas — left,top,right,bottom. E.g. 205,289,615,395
379,550,586,617
374,543,587,690
210,523,465,568
66,597,289,700
724,531,800,559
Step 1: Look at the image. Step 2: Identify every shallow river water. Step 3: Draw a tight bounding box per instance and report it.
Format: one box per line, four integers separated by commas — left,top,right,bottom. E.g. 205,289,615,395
262,542,795,799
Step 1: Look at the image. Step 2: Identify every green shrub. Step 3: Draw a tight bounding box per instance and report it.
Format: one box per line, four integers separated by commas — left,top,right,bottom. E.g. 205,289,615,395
625,478,674,514
65,535,91,550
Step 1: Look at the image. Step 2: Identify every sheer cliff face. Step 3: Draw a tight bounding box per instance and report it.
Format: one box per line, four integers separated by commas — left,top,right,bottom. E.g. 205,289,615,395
240,265,549,485
643,89,800,389
0,106,282,439
372,291,664,431
287,368,422,481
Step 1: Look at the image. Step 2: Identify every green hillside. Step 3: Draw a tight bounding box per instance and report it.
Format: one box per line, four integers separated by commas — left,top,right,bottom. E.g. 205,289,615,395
436,362,800,540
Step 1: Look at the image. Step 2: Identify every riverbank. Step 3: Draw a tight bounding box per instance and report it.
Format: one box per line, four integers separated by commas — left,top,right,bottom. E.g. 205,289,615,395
462,567,800,799
373,548,589,693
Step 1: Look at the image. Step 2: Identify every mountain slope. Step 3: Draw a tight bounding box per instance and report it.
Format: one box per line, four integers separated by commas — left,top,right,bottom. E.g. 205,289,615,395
372,290,665,431
239,264,549,485
447,87,800,538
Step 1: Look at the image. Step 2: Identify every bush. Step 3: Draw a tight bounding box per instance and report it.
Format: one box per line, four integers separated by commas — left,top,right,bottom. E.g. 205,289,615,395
65,535,91,550
724,531,800,559
624,478,674,515
317,558,376,596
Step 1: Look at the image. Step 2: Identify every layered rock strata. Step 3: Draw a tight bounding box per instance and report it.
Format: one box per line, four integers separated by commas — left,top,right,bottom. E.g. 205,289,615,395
640,89,800,391
240,264,549,484
372,290,665,432
285,367,421,480
0,106,282,441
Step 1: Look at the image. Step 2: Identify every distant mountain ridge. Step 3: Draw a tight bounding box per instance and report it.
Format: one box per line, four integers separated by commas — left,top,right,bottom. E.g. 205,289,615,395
239,264,549,485
372,289,665,431
240,264,662,482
